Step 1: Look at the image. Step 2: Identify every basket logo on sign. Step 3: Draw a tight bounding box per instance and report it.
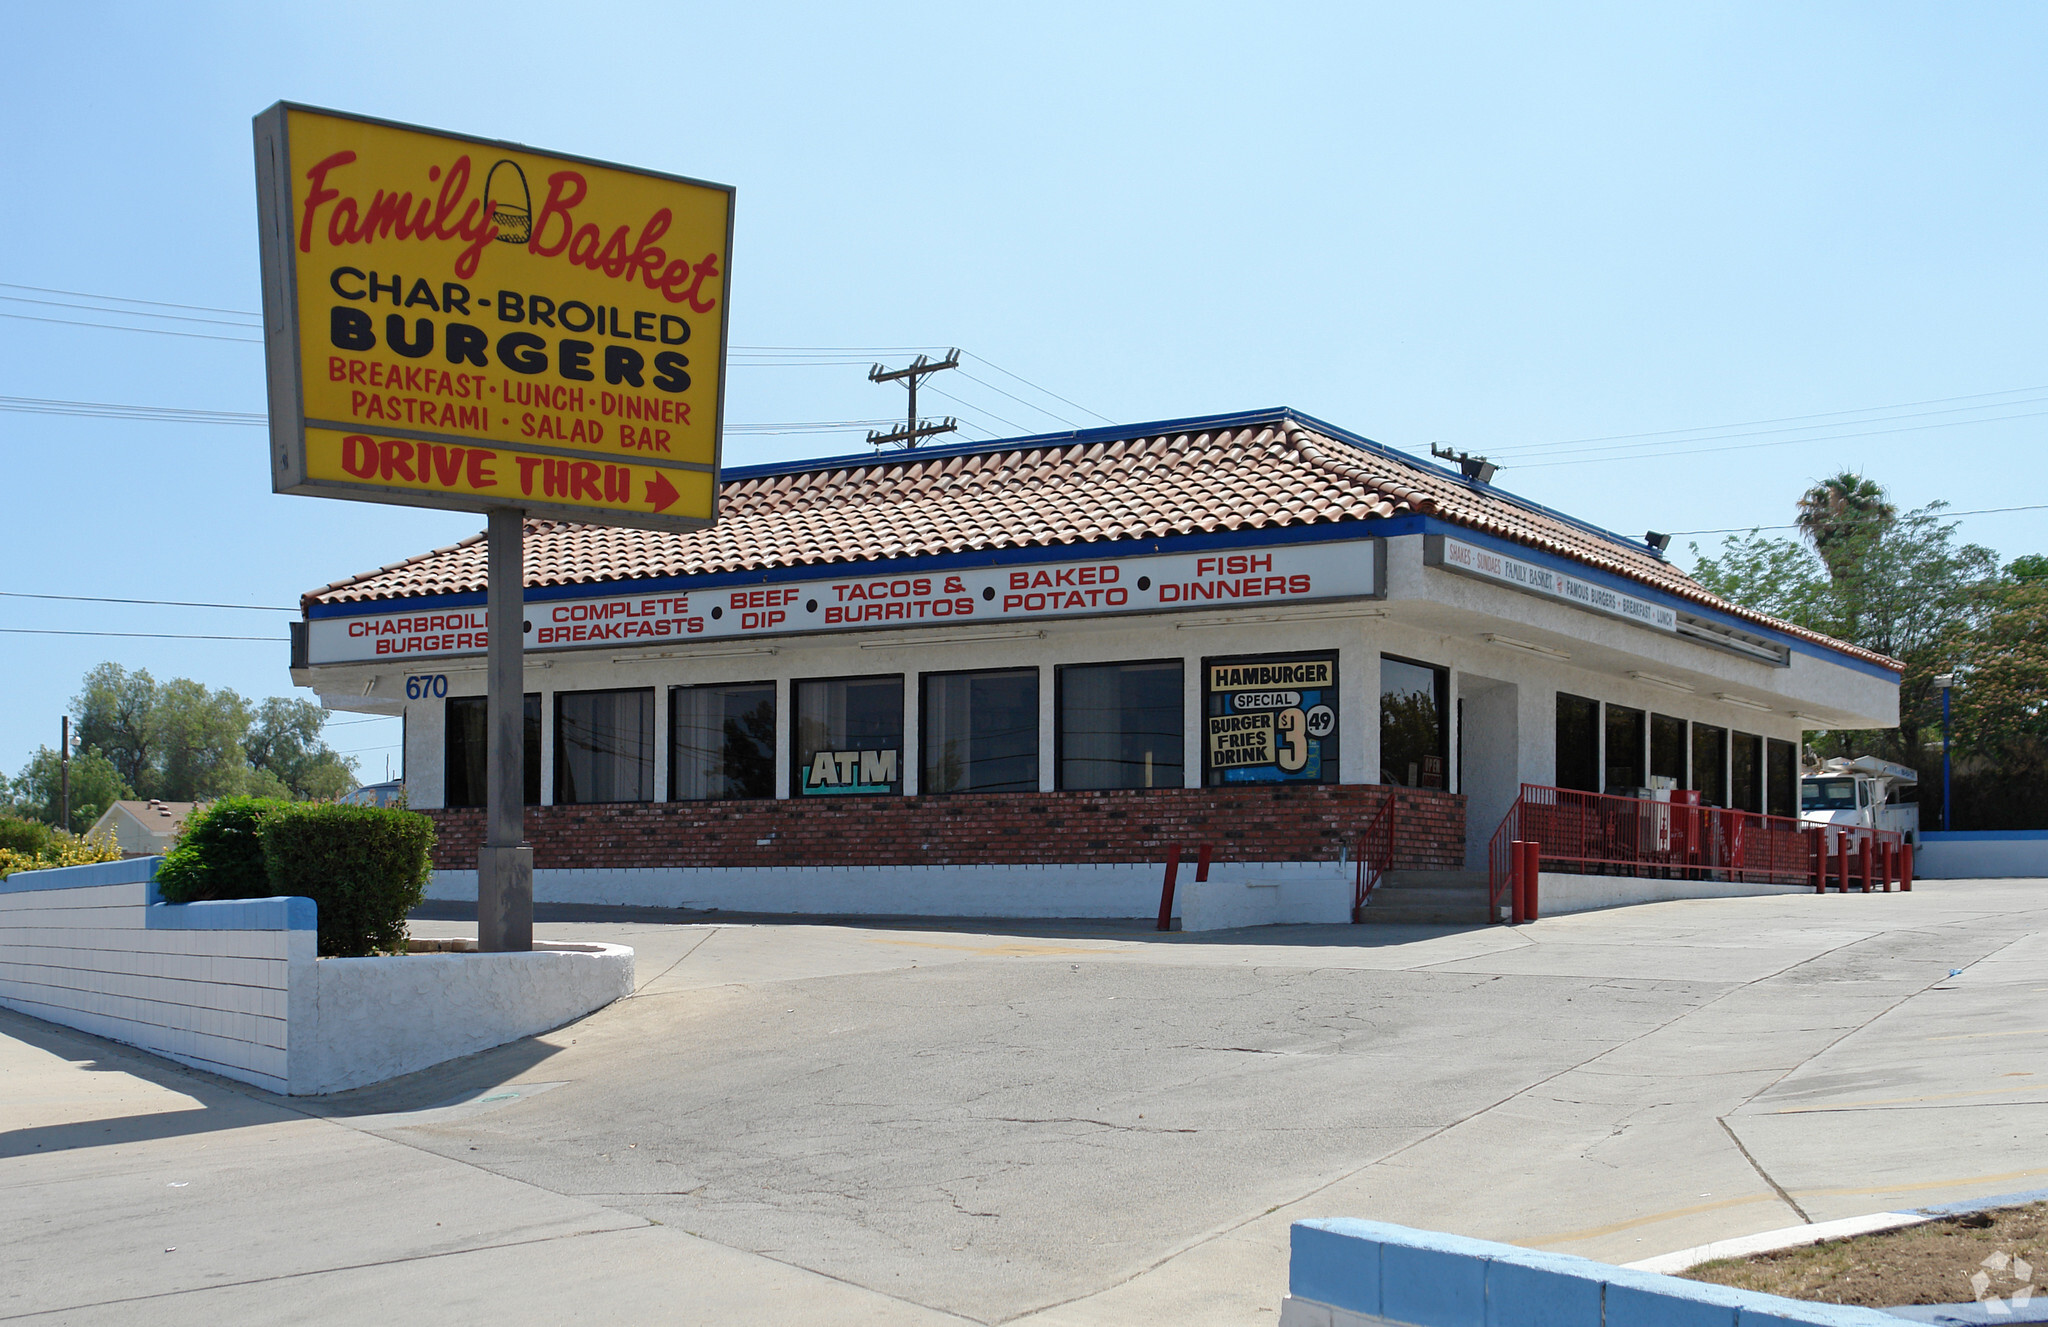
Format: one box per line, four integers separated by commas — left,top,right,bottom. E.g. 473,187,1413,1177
484,160,532,245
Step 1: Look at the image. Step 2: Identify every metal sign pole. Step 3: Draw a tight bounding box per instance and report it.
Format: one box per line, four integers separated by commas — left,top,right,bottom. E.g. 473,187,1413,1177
478,507,533,952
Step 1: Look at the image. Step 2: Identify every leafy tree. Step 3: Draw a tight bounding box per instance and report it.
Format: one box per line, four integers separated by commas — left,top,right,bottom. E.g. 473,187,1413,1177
4,745,134,833
152,676,254,801
1795,471,1896,579
9,663,359,826
246,697,358,801
74,662,160,794
1941,556,2048,826
1691,493,1997,771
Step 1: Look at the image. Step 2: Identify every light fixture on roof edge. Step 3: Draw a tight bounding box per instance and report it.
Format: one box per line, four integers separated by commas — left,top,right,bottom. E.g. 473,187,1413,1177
1645,531,1672,558
1482,632,1570,661
1174,607,1388,629
1430,443,1498,485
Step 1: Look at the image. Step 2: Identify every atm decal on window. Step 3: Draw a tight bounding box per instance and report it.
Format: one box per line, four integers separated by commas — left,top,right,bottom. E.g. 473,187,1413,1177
1203,655,1338,786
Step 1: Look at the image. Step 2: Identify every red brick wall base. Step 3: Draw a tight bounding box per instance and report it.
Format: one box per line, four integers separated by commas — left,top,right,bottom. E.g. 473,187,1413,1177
425,785,1465,873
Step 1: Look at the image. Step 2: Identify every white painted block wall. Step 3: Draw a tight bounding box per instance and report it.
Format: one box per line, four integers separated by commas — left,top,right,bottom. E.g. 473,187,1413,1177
0,858,308,1093
1,857,633,1096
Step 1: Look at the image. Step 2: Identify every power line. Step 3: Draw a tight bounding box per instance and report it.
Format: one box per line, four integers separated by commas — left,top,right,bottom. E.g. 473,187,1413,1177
1518,406,2048,470
0,281,262,318
0,628,285,641
0,311,262,344
1672,503,2048,538
953,368,1078,428
323,715,398,727
961,352,1117,425
1491,382,2048,456
0,395,265,425
0,590,294,612
0,293,262,330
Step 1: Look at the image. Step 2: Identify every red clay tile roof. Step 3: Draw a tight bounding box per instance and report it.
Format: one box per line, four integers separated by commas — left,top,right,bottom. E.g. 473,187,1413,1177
303,411,1899,671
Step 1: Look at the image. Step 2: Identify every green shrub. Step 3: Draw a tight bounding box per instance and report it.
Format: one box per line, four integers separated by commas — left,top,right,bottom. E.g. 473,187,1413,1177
258,803,434,957
0,814,54,859
154,797,287,902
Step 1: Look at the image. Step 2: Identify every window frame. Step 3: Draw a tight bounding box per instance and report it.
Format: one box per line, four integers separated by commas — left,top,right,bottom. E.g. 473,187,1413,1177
667,679,777,803
1379,653,1449,790
443,692,542,808
1201,650,1341,788
918,665,1042,796
791,673,907,798
552,686,656,806
1053,657,1187,792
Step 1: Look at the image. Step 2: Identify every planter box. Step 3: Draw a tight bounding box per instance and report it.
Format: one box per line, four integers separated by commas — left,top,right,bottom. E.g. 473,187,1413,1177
0,857,632,1095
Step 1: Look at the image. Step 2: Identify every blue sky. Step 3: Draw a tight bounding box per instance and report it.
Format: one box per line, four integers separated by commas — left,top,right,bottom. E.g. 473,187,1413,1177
5,3,2046,785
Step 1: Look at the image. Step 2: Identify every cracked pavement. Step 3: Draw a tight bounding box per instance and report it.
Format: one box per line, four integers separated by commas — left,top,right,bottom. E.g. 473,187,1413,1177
3,880,2044,1324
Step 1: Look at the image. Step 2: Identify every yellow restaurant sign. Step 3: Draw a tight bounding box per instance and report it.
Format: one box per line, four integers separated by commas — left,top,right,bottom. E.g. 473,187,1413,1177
253,104,731,530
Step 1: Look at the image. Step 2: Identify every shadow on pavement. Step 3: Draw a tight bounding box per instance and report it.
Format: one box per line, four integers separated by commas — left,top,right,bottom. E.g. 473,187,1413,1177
0,999,571,1152
410,898,1497,947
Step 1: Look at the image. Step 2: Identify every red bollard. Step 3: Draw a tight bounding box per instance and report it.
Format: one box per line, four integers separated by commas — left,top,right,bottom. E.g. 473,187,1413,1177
1838,840,1851,893
1901,842,1914,891
1523,839,1542,922
1882,841,1894,892
1812,829,1827,894
1510,840,1527,924
1195,843,1213,883
1862,837,1874,893
1156,844,1182,932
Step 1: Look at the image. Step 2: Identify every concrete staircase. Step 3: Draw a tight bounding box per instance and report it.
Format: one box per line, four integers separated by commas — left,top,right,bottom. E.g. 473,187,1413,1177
1354,869,1497,926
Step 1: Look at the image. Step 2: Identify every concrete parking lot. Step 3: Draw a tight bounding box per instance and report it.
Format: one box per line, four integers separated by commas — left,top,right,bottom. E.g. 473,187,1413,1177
4,880,2045,1324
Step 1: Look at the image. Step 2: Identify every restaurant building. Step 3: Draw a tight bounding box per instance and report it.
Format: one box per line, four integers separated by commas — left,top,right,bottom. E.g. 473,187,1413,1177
290,408,1901,917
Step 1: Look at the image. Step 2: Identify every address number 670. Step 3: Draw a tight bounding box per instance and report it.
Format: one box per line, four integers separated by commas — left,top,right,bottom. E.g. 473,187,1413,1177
405,674,449,700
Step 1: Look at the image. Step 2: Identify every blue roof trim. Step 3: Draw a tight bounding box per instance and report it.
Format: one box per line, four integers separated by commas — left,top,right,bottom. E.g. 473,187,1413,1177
299,406,1893,679
305,517,1416,619
1919,830,2048,842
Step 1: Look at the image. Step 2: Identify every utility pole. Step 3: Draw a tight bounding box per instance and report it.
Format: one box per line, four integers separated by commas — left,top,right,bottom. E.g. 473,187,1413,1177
867,349,961,449
60,716,70,832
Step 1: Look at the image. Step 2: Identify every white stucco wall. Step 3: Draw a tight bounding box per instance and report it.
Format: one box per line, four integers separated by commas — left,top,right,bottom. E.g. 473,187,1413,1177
0,859,634,1095
1533,871,1816,916
309,529,1897,881
293,940,632,1094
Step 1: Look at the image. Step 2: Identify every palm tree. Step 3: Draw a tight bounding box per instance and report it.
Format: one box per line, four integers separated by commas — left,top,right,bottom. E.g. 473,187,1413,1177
1796,472,1894,580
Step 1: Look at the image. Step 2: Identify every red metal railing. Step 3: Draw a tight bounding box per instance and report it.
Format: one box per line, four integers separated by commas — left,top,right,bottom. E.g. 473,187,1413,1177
1488,784,1905,921
1352,794,1396,920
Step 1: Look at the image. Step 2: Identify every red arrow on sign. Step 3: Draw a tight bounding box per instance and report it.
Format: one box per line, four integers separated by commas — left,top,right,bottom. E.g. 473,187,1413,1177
645,471,679,513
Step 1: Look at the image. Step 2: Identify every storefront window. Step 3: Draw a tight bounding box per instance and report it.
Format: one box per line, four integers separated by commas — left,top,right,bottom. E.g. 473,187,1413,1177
555,688,655,804
1058,660,1183,790
1650,713,1686,788
922,669,1039,794
1692,722,1727,806
1555,693,1599,792
671,682,775,801
795,676,904,795
1380,656,1447,789
1604,704,1645,793
1766,738,1798,819
1731,732,1763,813
444,694,541,807
1204,653,1339,786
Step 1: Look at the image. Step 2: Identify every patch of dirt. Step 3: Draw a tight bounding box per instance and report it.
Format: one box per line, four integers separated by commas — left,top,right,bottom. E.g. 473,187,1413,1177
1685,1203,2046,1307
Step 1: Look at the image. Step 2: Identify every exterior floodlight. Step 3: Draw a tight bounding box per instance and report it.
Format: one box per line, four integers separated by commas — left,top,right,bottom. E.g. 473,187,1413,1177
1645,531,1672,557
1934,672,1955,690
1430,443,1497,485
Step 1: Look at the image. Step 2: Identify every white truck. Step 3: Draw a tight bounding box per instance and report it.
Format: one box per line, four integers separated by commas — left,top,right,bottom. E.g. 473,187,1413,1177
1799,756,1920,844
